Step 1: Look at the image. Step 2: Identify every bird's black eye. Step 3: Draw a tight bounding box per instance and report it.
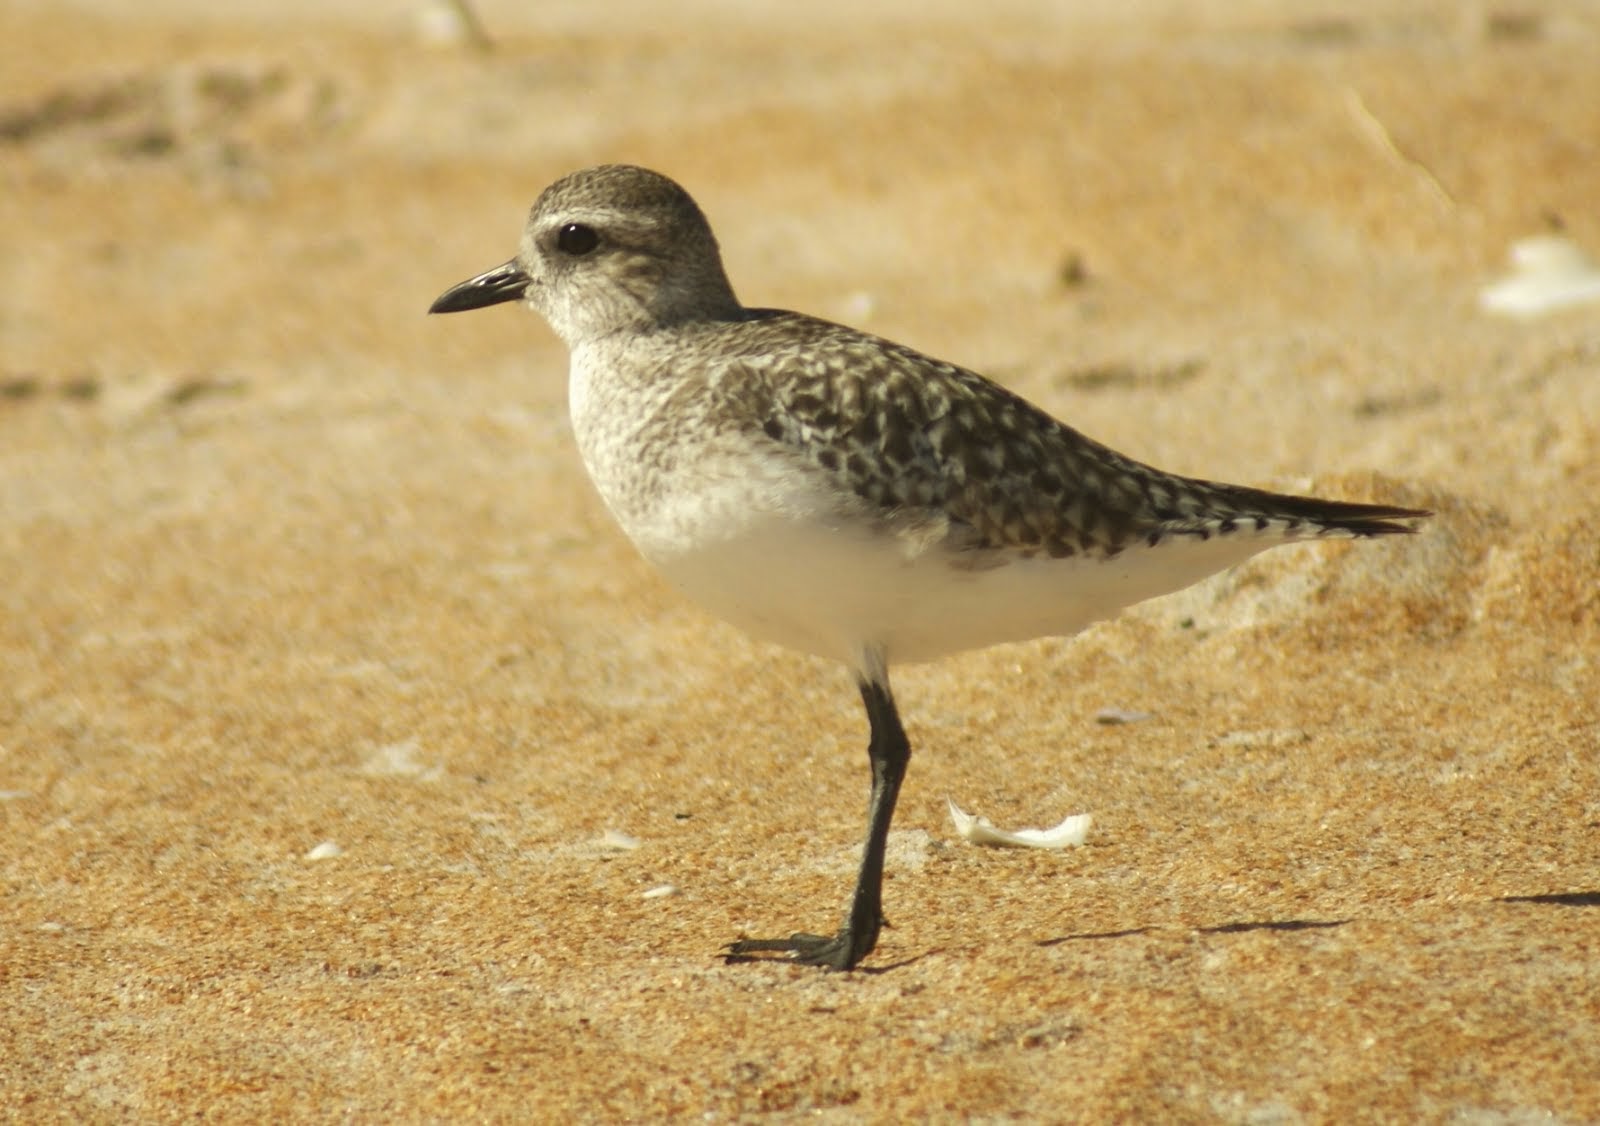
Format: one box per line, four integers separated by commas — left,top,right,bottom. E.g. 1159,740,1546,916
557,223,599,256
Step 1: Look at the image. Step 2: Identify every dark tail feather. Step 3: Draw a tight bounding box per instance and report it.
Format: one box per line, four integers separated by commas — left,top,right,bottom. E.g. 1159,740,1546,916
1211,482,1432,537
1312,502,1432,537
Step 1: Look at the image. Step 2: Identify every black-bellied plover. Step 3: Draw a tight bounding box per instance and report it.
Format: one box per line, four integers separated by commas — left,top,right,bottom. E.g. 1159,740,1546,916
429,164,1429,971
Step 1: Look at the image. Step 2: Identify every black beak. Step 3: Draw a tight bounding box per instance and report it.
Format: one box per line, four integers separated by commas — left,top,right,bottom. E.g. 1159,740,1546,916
428,259,531,314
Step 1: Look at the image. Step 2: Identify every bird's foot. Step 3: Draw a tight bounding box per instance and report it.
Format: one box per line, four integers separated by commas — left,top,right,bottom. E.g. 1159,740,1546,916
723,924,879,971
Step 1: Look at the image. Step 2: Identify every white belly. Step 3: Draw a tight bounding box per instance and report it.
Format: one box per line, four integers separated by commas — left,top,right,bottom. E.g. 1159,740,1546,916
596,437,1276,670
653,511,1277,668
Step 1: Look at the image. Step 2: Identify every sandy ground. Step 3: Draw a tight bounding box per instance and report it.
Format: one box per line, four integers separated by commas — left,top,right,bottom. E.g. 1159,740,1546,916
3,0,1598,1120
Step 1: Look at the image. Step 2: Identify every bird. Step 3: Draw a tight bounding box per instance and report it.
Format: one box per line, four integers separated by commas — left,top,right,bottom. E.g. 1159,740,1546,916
428,163,1429,971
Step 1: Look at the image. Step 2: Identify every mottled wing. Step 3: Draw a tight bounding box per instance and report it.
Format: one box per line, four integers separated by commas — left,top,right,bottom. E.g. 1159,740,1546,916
715,313,1426,558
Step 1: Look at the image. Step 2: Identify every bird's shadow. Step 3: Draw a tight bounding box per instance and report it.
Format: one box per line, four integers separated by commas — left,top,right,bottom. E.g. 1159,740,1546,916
1037,918,1347,946
1496,890,1600,908
716,892,1600,970
1036,892,1600,946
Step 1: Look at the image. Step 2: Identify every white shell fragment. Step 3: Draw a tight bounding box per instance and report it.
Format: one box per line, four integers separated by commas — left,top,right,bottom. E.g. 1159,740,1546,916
1094,707,1153,725
947,799,1092,849
598,829,641,852
1479,236,1600,318
304,841,343,861
641,884,678,899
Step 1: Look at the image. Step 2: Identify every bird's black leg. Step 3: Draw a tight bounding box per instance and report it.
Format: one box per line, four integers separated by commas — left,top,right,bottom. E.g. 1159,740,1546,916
725,669,910,970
